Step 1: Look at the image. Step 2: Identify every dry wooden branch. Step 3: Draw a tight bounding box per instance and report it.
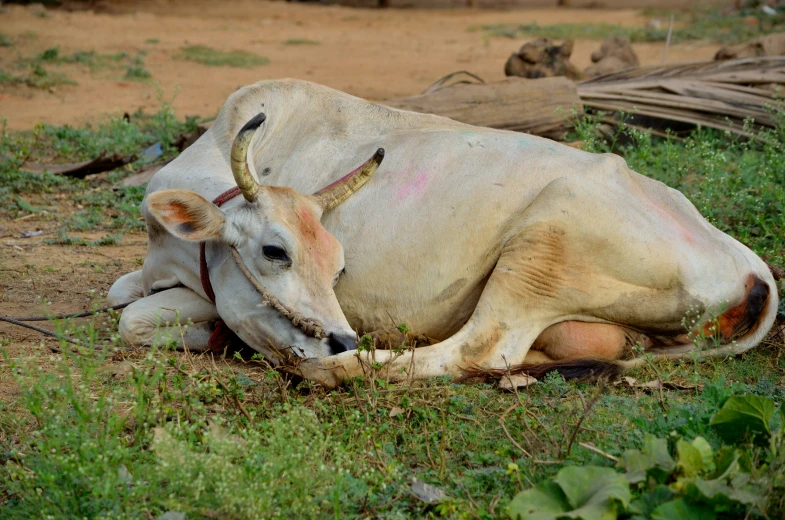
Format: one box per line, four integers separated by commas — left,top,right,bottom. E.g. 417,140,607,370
384,76,582,140
578,57,785,137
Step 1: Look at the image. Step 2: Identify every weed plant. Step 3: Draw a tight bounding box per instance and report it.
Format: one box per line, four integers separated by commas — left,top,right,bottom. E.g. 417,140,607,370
0,47,152,89
176,45,269,68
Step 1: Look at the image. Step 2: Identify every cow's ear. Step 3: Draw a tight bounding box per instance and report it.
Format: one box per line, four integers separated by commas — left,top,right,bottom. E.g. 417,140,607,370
146,190,225,242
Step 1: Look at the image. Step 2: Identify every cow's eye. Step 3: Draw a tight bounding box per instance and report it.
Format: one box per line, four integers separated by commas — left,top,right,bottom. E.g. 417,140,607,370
332,268,345,286
263,245,289,262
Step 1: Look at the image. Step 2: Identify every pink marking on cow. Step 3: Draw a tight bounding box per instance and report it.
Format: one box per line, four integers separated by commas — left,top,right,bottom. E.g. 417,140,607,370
646,202,697,244
396,170,430,200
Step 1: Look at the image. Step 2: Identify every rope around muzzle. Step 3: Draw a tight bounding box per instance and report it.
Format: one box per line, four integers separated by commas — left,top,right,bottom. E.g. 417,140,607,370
229,246,327,340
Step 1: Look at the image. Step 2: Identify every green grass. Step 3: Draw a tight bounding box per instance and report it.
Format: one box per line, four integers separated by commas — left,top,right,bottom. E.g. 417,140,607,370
0,33,13,47
177,45,269,68
0,340,782,518
0,104,784,518
0,49,77,89
474,7,785,45
124,66,152,81
0,96,203,235
475,22,665,42
284,38,321,46
0,48,153,89
145,38,160,45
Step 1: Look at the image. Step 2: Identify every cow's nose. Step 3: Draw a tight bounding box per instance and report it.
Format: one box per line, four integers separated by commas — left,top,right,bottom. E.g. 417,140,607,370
328,333,357,354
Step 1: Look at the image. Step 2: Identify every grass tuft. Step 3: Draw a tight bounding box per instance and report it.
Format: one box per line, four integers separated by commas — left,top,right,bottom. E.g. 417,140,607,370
176,45,269,68
284,38,321,46
124,66,152,81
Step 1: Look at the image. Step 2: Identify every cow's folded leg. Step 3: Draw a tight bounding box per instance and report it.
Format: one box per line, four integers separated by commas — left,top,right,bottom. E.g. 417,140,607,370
296,269,556,388
118,287,219,351
107,270,145,306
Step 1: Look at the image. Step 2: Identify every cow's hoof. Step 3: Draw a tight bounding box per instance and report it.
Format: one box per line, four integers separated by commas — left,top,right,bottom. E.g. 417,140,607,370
293,359,345,390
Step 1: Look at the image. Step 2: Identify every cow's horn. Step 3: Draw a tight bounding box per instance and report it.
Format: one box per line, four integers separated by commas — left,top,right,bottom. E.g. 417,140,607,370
314,148,384,211
231,113,266,202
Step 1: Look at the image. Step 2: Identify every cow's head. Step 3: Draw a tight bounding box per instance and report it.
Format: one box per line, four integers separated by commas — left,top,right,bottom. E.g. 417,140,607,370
146,113,383,360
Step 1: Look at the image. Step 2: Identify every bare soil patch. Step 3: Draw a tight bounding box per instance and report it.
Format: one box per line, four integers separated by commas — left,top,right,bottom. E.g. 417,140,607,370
0,1,716,130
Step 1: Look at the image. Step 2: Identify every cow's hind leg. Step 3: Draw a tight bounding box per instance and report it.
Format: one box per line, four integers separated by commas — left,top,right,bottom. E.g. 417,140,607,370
118,287,219,351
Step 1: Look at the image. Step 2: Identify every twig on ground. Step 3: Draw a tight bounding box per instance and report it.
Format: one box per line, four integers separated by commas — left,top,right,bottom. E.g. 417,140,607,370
10,303,129,322
0,315,103,350
499,403,532,458
208,355,252,422
562,382,605,460
578,441,618,462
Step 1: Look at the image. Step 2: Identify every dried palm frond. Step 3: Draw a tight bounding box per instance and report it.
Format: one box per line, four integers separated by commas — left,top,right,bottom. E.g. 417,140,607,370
577,57,785,137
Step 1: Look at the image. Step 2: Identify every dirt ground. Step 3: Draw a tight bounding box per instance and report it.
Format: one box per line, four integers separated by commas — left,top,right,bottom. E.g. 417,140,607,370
0,1,718,130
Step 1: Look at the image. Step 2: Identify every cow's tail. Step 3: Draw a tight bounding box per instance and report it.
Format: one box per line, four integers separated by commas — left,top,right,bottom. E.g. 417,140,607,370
620,272,779,371
457,357,623,383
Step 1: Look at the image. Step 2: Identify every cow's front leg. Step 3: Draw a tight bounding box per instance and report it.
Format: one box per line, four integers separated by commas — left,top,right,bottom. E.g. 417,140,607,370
107,270,145,306
295,278,553,389
118,287,219,351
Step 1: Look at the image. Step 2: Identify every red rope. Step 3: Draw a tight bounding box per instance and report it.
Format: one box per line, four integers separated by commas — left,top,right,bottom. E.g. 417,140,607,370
198,186,243,353
199,186,242,303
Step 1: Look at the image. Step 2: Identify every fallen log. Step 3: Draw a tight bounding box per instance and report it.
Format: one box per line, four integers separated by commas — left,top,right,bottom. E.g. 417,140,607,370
383,76,582,140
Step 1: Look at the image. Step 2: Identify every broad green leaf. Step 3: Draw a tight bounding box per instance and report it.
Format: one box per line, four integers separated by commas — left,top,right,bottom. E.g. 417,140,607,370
710,395,774,445
617,435,674,484
508,467,630,520
616,450,651,484
688,478,734,506
556,466,630,520
729,471,750,489
710,447,738,480
643,435,675,472
684,475,765,509
691,437,713,469
650,499,716,520
676,439,704,477
508,481,570,520
627,485,674,518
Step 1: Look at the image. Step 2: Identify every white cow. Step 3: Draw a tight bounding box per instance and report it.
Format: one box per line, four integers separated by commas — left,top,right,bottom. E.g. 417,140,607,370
109,79,778,388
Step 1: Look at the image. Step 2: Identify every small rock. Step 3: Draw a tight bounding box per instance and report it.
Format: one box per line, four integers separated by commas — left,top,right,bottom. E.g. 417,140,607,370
504,38,583,80
207,419,248,447
715,32,785,60
499,374,537,390
411,477,449,504
117,465,133,484
111,361,135,379
585,36,639,78
157,512,185,520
